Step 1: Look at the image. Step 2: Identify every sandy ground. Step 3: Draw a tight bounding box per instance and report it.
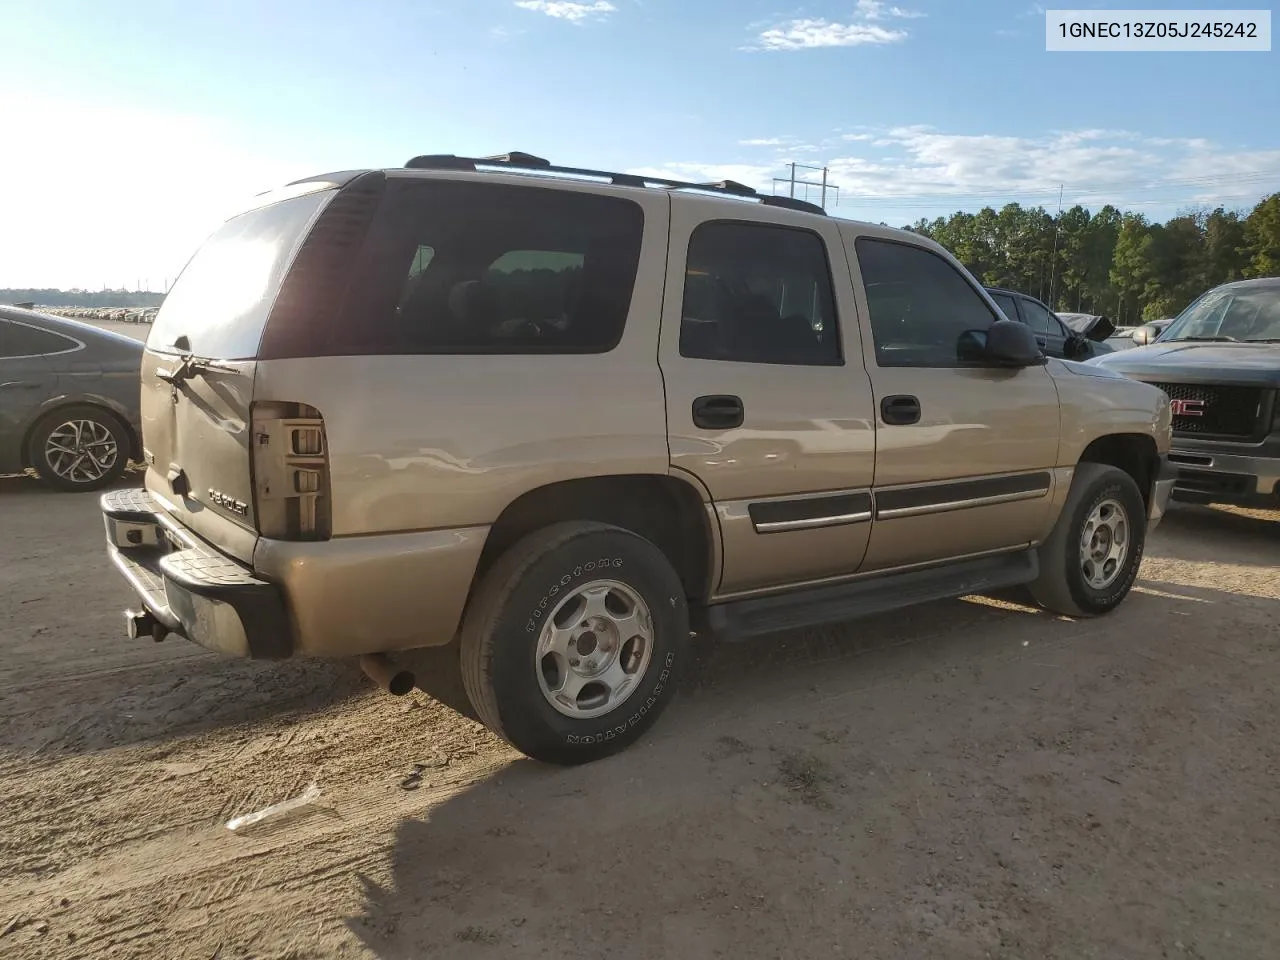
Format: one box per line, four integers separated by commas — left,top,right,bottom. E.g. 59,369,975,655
1,405,1279,956
2,330,1280,957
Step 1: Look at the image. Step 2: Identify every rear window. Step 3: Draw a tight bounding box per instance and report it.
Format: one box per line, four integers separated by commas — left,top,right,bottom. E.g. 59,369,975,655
325,179,645,355
148,189,333,358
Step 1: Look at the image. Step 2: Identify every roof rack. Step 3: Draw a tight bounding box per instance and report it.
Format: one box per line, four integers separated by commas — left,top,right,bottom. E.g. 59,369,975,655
403,152,827,216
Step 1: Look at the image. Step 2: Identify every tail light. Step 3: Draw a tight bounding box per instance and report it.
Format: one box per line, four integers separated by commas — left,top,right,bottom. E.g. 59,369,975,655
251,401,331,540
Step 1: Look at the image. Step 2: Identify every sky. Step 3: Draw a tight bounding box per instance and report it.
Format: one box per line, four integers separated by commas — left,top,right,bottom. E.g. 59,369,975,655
1,0,1278,290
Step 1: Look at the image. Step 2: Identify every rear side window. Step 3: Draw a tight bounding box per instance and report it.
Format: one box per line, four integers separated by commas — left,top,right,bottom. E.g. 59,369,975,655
679,221,841,366
336,180,645,355
148,188,333,358
855,238,999,367
0,320,79,358
1020,298,1056,334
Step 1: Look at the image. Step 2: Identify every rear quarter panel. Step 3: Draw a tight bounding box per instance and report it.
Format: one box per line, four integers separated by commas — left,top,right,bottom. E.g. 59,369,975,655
252,186,675,538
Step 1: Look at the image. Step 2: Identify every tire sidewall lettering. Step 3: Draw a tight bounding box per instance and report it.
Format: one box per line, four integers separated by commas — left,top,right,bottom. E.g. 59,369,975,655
565,651,676,745
524,558,625,634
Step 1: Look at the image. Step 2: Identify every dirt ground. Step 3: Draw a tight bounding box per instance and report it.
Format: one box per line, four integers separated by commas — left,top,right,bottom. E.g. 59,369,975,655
1,466,1278,959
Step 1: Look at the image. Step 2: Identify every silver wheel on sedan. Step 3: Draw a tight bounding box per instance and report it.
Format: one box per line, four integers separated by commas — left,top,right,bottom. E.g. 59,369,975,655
44,418,120,485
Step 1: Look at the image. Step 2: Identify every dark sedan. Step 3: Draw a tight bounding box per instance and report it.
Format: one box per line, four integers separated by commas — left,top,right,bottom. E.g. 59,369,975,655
985,287,1115,361
0,306,143,491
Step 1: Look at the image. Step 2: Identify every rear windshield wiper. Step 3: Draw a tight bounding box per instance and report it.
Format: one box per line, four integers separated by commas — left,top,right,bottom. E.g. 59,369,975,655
155,353,239,386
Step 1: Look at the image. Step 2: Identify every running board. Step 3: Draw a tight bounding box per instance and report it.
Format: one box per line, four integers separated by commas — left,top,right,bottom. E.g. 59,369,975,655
705,549,1039,642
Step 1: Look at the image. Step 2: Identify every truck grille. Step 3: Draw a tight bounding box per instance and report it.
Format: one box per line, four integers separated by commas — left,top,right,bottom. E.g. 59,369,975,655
1147,382,1266,440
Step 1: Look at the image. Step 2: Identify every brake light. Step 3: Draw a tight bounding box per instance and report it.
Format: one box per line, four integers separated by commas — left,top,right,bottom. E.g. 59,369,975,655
251,401,331,540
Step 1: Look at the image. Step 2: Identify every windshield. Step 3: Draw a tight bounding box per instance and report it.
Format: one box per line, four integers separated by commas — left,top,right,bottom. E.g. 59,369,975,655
1159,283,1280,343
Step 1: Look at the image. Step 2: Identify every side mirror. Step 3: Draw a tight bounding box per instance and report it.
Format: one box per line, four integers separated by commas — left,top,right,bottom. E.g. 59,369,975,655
1061,333,1090,361
1131,324,1158,345
982,319,1048,367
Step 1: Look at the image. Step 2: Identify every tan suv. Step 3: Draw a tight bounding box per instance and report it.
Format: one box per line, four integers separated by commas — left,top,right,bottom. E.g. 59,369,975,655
101,152,1175,764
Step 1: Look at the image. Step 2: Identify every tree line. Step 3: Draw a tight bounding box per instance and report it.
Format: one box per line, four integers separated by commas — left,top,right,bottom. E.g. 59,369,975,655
1,288,164,309
905,192,1280,325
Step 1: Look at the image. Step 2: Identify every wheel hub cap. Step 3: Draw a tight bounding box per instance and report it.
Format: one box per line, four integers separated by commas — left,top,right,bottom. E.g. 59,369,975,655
1079,497,1130,591
45,419,118,485
536,580,655,720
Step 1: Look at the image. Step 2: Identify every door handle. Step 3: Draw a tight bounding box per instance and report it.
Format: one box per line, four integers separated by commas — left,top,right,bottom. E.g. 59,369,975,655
880,394,921,426
1035,335,1048,348
692,394,744,430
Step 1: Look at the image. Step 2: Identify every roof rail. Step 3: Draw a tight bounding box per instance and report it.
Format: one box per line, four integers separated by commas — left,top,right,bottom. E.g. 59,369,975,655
402,153,827,216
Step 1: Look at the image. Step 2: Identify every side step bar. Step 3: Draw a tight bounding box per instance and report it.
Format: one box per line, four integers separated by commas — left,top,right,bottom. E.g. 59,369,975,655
706,549,1039,642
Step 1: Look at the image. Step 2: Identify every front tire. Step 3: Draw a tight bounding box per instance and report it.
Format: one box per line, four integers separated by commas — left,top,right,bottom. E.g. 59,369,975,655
460,521,689,765
1028,463,1147,617
30,405,131,493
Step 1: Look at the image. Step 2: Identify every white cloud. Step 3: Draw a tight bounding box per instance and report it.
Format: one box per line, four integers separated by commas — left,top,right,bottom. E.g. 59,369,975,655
642,128,1280,217
746,2,924,51
625,164,780,193
855,0,926,20
737,135,820,154
748,18,907,50
514,0,616,22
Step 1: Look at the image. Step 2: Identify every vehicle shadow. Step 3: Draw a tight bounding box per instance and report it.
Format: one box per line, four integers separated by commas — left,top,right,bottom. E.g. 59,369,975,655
1150,502,1279,566
344,576,1280,960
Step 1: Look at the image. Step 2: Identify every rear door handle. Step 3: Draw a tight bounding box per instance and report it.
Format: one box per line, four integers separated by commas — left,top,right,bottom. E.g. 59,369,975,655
692,394,744,430
880,394,921,426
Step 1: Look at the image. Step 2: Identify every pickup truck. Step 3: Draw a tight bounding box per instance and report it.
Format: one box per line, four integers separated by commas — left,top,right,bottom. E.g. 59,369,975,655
1092,277,1280,509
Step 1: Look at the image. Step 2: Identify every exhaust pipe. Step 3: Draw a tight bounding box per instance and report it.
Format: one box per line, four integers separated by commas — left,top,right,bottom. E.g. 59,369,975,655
359,653,415,696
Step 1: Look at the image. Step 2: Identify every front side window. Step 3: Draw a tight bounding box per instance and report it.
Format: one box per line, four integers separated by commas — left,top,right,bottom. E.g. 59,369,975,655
342,181,644,354
679,221,841,366
855,238,1000,367
0,319,79,359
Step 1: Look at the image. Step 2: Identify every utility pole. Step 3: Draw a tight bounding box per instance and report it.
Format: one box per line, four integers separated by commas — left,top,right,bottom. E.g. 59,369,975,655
1048,183,1064,309
773,162,840,211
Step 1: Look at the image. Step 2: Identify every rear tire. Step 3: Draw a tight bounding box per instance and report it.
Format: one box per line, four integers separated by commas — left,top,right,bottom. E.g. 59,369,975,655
1028,463,1147,617
460,521,689,765
30,405,131,493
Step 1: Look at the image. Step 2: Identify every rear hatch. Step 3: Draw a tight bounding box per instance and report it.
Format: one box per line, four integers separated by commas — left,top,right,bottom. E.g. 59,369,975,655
141,182,339,563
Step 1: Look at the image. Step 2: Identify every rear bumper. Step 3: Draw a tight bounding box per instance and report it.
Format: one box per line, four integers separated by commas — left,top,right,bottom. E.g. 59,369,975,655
102,488,292,657
101,488,490,659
